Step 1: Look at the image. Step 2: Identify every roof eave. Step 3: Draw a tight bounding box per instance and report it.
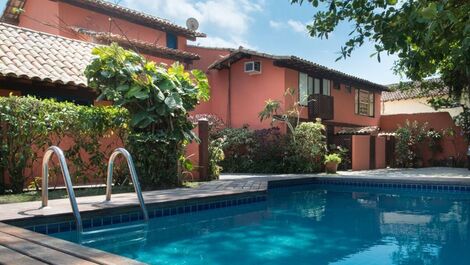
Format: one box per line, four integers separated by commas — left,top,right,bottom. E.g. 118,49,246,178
59,0,205,40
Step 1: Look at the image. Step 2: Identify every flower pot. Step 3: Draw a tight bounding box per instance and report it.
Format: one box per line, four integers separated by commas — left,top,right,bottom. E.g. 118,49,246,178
325,162,338,174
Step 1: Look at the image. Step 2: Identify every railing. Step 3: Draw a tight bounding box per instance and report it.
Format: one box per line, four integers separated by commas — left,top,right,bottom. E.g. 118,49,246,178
106,148,149,221
308,94,334,120
42,146,83,233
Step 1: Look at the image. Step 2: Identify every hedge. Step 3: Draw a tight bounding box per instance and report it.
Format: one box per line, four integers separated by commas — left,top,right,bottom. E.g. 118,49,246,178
0,96,129,194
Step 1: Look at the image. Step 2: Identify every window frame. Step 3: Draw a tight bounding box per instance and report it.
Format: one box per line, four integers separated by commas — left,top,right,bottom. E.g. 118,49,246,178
354,88,375,117
166,32,178,49
298,72,309,106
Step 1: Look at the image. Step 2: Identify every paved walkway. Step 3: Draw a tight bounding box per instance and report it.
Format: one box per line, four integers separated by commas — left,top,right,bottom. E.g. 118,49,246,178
221,167,470,182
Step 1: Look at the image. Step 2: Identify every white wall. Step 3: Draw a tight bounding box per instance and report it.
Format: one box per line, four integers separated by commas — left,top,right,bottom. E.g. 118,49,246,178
382,97,463,118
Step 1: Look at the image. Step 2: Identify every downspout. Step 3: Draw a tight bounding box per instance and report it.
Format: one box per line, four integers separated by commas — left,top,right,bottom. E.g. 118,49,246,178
227,62,232,127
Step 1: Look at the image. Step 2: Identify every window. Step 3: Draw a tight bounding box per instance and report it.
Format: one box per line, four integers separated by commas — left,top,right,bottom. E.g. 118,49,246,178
166,32,178,49
345,85,352,93
322,79,331,96
299,72,309,105
244,61,261,73
355,89,375,117
314,78,320,94
299,74,333,105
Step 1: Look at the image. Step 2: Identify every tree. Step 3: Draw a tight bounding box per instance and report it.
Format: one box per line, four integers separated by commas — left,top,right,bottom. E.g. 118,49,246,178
291,0,469,102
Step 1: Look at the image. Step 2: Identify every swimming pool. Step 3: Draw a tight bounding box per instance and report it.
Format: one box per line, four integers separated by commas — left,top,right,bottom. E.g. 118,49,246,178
52,184,470,265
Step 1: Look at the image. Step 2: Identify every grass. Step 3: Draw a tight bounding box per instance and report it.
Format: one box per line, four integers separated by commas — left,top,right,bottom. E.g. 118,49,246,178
0,182,202,204
0,186,134,204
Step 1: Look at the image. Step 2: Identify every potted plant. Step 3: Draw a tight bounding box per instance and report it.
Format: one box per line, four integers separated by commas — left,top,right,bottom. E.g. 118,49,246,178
324,153,342,174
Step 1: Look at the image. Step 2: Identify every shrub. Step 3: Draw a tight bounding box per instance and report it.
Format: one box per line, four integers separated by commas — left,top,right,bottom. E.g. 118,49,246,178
85,43,209,189
208,137,225,180
324,153,342,164
288,121,327,172
0,96,129,193
213,122,327,174
212,126,255,173
395,120,428,167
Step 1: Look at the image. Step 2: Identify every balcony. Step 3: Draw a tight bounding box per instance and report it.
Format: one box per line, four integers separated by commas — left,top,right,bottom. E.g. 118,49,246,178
308,94,334,120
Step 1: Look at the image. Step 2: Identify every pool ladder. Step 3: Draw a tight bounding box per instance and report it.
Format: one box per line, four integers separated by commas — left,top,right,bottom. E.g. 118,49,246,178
41,146,149,234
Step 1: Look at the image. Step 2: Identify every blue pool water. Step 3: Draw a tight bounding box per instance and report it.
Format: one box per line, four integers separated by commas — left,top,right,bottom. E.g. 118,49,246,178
53,185,470,265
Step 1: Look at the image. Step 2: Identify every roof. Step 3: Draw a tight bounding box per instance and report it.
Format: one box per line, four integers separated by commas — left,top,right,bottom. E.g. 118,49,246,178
1,0,205,40
382,81,449,102
209,47,389,92
72,27,200,62
0,22,94,87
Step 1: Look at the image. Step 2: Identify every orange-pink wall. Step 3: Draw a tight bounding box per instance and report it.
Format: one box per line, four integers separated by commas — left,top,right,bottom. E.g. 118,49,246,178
376,136,386,169
380,112,468,165
229,57,286,129
18,0,188,65
352,135,370,171
285,78,381,127
332,85,381,126
187,46,233,118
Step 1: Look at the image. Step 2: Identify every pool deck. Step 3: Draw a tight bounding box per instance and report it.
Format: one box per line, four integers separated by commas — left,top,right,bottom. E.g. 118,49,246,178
0,167,469,264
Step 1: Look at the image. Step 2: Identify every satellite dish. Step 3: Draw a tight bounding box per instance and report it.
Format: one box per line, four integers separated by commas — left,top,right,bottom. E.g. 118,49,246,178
186,17,199,31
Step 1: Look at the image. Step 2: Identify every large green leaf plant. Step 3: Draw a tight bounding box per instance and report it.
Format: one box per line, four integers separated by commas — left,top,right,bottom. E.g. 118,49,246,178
85,43,210,188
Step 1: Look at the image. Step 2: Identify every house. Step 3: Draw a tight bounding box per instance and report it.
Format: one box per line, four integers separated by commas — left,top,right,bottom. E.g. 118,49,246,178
187,47,390,170
0,0,204,104
0,0,391,171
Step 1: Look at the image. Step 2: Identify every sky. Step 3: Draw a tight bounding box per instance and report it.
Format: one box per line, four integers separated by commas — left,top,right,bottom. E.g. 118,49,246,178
0,0,405,85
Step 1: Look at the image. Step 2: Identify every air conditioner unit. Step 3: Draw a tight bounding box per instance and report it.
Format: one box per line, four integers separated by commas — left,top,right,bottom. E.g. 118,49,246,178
244,61,261,74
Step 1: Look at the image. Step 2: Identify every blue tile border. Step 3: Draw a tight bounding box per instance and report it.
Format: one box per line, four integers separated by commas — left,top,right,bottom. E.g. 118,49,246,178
267,177,470,193
23,194,267,235
315,178,470,193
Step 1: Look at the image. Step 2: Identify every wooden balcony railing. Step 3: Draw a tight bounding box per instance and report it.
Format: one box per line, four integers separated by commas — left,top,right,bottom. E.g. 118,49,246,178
308,94,334,120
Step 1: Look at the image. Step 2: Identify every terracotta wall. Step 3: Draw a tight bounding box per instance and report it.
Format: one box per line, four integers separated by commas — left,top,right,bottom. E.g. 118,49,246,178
187,46,232,118
352,135,370,171
380,112,468,165
376,136,386,169
2,134,124,188
332,85,381,126
19,0,187,63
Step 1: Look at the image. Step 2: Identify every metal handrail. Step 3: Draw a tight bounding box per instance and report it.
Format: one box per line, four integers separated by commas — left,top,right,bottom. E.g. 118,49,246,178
106,148,149,221
42,146,83,233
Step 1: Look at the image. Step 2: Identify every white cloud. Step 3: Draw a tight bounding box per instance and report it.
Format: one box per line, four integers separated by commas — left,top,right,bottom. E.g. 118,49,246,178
269,20,283,29
120,0,264,48
269,19,308,34
287,19,307,33
190,36,255,50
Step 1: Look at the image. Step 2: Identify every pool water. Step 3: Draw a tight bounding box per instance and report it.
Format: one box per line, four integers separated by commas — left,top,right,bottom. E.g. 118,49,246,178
53,185,470,265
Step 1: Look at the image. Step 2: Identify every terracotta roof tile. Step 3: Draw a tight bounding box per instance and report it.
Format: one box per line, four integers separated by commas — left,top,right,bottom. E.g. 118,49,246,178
382,81,448,102
0,22,95,87
71,27,200,61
